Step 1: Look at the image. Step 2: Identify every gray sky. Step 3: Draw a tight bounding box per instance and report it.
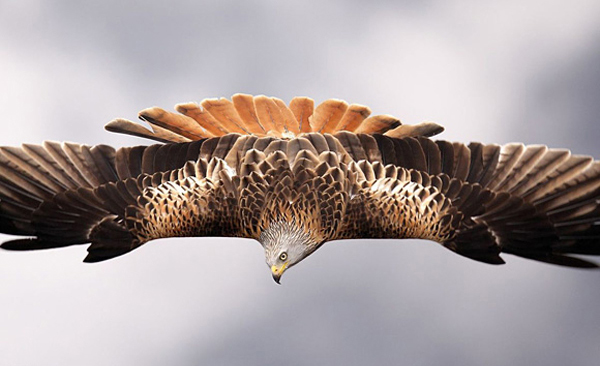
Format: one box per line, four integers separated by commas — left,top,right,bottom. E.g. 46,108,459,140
1,1,599,365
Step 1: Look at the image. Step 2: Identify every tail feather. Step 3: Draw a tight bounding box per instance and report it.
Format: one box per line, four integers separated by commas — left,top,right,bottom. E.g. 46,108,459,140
105,118,189,143
107,94,444,143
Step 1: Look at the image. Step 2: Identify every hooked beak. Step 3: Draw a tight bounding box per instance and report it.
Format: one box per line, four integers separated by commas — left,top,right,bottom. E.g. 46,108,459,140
271,263,288,284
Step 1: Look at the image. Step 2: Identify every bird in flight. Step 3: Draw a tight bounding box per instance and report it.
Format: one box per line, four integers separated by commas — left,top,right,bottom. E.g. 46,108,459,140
1,94,598,283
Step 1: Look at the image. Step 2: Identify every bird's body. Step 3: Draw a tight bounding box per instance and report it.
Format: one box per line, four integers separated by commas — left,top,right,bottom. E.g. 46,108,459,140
1,94,599,282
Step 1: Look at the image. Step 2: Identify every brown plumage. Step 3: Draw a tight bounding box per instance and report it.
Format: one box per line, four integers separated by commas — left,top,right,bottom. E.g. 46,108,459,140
1,94,599,283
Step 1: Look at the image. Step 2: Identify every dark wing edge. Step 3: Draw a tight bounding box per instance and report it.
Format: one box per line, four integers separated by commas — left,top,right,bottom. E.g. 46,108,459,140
2,133,598,268
341,133,600,268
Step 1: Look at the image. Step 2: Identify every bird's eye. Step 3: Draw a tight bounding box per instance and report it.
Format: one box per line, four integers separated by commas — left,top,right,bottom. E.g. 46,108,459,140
279,252,288,261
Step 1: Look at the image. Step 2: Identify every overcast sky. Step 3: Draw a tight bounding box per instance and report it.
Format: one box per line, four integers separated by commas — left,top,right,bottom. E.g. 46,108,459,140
1,1,599,365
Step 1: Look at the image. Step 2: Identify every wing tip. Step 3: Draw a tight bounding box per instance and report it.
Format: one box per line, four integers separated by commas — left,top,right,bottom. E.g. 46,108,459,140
1,238,72,251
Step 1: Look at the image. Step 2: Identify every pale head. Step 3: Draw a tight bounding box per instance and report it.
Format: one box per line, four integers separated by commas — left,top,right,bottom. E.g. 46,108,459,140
258,220,321,284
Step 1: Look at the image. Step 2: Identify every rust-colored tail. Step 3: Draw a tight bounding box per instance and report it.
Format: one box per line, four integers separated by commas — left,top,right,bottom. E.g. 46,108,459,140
105,94,444,143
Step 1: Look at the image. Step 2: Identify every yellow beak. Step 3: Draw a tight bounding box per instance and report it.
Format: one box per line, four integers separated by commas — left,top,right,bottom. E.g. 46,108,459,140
271,263,288,284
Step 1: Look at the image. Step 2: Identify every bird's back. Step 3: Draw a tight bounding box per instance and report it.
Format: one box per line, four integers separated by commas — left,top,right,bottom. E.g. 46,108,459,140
0,94,598,270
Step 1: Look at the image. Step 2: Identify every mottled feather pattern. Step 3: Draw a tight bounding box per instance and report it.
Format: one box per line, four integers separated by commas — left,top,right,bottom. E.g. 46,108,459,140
1,94,599,271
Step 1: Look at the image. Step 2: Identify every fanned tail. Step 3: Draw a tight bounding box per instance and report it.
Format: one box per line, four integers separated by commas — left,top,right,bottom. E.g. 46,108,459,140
105,94,444,143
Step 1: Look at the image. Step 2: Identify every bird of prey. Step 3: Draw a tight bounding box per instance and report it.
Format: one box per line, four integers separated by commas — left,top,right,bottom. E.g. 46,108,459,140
1,94,599,283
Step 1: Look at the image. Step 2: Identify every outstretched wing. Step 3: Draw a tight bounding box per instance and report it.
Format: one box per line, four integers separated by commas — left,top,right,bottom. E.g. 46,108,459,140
2,90,599,269
0,133,356,262
0,140,242,262
335,133,600,268
2,133,599,267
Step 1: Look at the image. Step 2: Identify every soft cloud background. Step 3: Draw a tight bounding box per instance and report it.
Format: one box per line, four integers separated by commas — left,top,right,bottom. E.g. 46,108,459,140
1,1,599,365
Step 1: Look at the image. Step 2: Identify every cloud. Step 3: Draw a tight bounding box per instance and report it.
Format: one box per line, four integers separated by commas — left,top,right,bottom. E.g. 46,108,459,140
0,1,599,365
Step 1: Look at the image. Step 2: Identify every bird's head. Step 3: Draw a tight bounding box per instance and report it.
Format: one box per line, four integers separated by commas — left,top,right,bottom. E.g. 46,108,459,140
259,220,322,284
